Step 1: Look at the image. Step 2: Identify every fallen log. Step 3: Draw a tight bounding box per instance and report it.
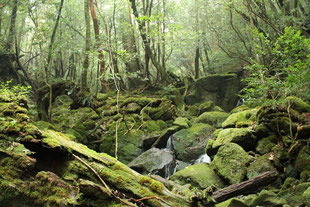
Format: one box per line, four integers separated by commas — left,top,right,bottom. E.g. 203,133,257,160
213,170,278,203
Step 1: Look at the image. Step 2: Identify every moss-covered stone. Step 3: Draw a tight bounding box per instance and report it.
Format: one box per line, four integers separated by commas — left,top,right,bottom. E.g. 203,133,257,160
230,105,250,113
170,163,224,190
222,108,259,128
198,101,214,114
270,116,297,135
212,143,250,184
246,154,277,180
172,123,215,162
287,96,310,113
255,135,277,154
212,128,256,151
250,190,287,207
295,146,310,172
303,186,310,206
195,111,229,128
185,74,241,111
216,198,248,207
173,117,190,128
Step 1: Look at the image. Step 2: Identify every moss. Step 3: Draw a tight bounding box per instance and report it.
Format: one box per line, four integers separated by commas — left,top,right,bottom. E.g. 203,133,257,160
278,180,310,206
250,190,287,207
231,105,250,113
255,135,277,154
195,111,229,128
246,154,277,180
212,128,256,151
198,101,214,114
212,143,250,184
295,146,310,172
287,96,310,113
216,198,248,207
173,117,190,128
170,163,224,190
222,108,259,128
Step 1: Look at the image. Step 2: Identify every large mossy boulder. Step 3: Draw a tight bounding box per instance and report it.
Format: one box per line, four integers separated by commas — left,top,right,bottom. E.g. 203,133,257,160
249,190,287,207
194,111,229,128
212,143,251,184
169,163,224,190
185,74,241,111
211,128,256,151
216,198,248,207
128,148,175,178
222,108,259,128
171,123,215,162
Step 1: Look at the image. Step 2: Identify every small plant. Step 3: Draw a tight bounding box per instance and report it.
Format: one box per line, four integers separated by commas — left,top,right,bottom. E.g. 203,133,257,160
0,80,31,101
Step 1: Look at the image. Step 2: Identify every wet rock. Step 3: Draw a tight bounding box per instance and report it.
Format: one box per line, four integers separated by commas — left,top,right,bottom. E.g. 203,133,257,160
212,143,250,184
128,148,175,178
169,163,224,190
172,123,215,162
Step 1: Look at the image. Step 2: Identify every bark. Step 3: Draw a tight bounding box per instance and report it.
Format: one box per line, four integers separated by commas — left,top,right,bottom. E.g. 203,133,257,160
194,46,200,79
7,0,18,52
130,0,168,83
81,0,91,92
212,171,278,203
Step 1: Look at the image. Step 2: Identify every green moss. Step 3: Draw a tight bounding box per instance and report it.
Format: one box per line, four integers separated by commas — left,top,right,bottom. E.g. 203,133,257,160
216,198,248,207
287,96,310,113
170,163,224,190
195,111,229,128
212,128,256,151
256,135,277,154
222,108,259,128
295,146,310,172
246,154,277,180
173,117,190,128
250,190,287,207
212,143,250,184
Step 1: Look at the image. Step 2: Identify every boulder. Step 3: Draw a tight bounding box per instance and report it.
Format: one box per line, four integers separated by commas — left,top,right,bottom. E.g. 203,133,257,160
295,146,310,172
173,117,190,128
185,74,241,111
169,163,224,190
212,128,256,151
212,143,251,184
250,190,287,207
255,135,277,154
222,108,259,128
195,111,229,128
172,123,215,162
246,154,277,180
128,148,176,178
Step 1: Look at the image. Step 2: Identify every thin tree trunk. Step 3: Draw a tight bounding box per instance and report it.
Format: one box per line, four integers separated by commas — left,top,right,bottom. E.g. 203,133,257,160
130,0,168,83
7,0,18,52
162,0,166,68
194,46,200,79
89,0,107,92
81,0,91,92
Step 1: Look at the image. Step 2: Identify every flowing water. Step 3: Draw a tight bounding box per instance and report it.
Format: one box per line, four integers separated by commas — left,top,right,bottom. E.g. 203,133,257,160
195,153,211,164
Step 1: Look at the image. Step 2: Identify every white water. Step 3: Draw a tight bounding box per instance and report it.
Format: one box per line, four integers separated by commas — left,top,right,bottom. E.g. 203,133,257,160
165,137,173,152
195,153,211,164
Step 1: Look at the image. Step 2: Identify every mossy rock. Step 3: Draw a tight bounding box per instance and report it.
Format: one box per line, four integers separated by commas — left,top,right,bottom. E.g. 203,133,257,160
142,120,167,133
185,74,241,111
270,116,297,135
33,121,57,130
295,146,310,172
230,105,250,113
246,154,277,180
216,198,248,207
172,123,215,162
152,125,181,148
287,96,310,113
195,111,229,128
255,135,277,154
222,108,259,128
173,117,190,128
128,148,175,178
197,101,214,114
250,190,287,207
212,143,250,184
303,186,310,206
212,128,256,151
278,179,310,206
169,163,224,190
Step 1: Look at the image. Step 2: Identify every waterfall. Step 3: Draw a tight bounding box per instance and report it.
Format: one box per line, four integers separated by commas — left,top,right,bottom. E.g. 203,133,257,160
195,153,211,164
165,137,173,152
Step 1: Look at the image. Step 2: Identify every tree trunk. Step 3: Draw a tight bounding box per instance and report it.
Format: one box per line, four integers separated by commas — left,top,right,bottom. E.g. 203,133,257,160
194,46,200,79
81,0,91,92
7,0,18,52
89,0,107,92
130,0,168,83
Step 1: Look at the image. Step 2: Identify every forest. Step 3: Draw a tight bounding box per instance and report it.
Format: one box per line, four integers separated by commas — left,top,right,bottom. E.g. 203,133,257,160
0,0,310,206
